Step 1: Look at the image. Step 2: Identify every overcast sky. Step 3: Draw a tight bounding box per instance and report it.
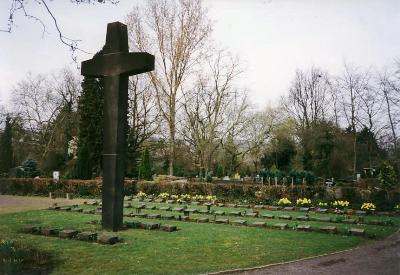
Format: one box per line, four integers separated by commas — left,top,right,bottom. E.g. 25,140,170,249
0,0,399,109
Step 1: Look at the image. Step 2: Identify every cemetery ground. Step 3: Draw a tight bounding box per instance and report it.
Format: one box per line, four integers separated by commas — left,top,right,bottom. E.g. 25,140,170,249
0,196,399,274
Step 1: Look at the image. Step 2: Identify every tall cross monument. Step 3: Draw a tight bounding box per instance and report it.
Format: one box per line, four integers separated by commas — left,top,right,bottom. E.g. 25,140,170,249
81,22,154,231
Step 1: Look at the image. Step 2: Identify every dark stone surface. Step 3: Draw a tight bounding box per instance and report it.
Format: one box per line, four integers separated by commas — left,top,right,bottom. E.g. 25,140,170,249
59,229,79,239
245,212,258,217
215,219,229,224
283,207,294,211
77,231,97,241
159,206,172,211
232,220,247,226
343,219,357,224
349,228,365,236
296,224,312,231
196,217,209,223
198,210,209,214
320,226,337,234
97,234,119,245
273,223,288,230
161,214,175,220
135,204,146,209
172,207,184,212
295,216,309,221
71,208,83,213
81,21,154,231
125,221,142,228
278,215,292,220
214,210,225,215
262,214,275,219
227,204,237,208
145,205,156,210
237,204,250,208
142,222,160,230
41,228,59,236
148,214,161,219
251,222,266,227
161,224,177,232
59,206,72,211
134,213,148,218
185,208,198,213
254,205,264,210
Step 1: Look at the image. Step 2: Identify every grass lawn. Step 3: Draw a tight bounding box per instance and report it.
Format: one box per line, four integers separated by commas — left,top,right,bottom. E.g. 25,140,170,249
1,200,399,274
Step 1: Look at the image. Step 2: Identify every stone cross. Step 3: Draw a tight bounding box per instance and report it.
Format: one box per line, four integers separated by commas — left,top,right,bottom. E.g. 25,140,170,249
81,22,154,231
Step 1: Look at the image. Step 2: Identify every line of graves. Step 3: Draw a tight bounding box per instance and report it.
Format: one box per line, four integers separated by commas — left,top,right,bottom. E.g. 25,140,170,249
20,219,178,246
46,202,373,238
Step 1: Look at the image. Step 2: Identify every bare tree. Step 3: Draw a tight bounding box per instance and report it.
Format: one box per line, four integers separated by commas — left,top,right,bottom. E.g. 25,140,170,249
378,68,400,153
2,0,118,60
126,0,212,175
126,75,160,176
282,67,330,129
180,51,241,176
337,64,369,176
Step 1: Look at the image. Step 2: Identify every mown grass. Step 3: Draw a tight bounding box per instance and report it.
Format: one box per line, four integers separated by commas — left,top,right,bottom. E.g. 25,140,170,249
0,200,399,275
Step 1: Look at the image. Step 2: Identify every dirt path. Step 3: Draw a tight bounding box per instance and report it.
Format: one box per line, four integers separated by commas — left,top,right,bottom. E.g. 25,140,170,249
215,231,400,275
0,195,86,214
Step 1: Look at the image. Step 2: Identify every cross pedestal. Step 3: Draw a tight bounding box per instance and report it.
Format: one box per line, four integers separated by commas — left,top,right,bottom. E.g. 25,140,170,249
81,22,154,231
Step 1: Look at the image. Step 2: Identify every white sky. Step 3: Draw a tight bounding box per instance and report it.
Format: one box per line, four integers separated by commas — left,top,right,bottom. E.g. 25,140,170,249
0,0,399,109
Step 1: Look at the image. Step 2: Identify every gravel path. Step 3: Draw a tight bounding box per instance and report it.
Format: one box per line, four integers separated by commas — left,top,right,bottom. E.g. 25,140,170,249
0,195,86,214
215,231,400,275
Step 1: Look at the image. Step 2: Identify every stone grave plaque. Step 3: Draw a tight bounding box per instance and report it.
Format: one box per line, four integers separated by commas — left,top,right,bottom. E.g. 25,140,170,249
161,224,177,232
369,220,385,226
296,224,312,232
245,212,258,217
261,214,275,219
154,198,164,203
254,205,264,210
198,210,209,214
299,207,310,212
191,201,201,205
59,206,72,211
295,216,309,221
349,228,365,236
143,198,153,203
98,234,119,245
148,214,161,219
355,210,366,216
251,221,266,227
316,208,328,213
267,206,279,211
41,228,60,236
232,220,247,226
59,229,79,239
134,213,148,218
161,214,175,220
145,205,156,210
125,221,142,228
283,207,294,211
227,203,237,208
22,225,41,234
214,210,225,215
77,232,97,241
159,206,172,211
172,207,184,212
215,219,229,224
237,204,250,208
196,217,209,223
273,223,288,230
142,222,161,230
217,203,225,207
71,208,83,213
185,208,198,213
319,226,337,234
278,215,292,220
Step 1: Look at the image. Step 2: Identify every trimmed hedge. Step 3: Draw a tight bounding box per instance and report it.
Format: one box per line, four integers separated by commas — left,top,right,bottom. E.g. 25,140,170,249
0,178,398,207
0,178,136,197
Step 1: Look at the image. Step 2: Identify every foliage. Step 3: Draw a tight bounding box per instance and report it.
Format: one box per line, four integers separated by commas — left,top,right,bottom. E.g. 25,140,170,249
332,200,350,209
17,159,41,178
296,198,311,206
139,148,152,180
74,63,104,179
0,116,13,175
0,239,54,274
378,161,398,187
361,202,376,211
277,197,292,206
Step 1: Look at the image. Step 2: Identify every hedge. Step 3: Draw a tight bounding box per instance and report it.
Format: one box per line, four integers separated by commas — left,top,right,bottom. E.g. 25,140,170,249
0,178,398,208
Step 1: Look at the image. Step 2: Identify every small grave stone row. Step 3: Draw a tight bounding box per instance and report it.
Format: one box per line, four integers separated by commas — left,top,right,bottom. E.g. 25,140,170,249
124,212,367,237
127,204,388,227
132,197,396,217
21,226,120,245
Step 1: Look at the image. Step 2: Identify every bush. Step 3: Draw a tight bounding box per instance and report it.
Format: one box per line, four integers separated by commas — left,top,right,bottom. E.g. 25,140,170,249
378,162,398,187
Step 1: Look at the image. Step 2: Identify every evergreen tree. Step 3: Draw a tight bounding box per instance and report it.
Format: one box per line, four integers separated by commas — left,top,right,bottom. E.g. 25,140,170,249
138,148,152,180
20,159,41,178
74,56,104,179
0,116,13,174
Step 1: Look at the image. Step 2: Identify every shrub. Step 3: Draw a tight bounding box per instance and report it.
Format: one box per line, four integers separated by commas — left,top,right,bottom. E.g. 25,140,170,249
378,162,398,187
